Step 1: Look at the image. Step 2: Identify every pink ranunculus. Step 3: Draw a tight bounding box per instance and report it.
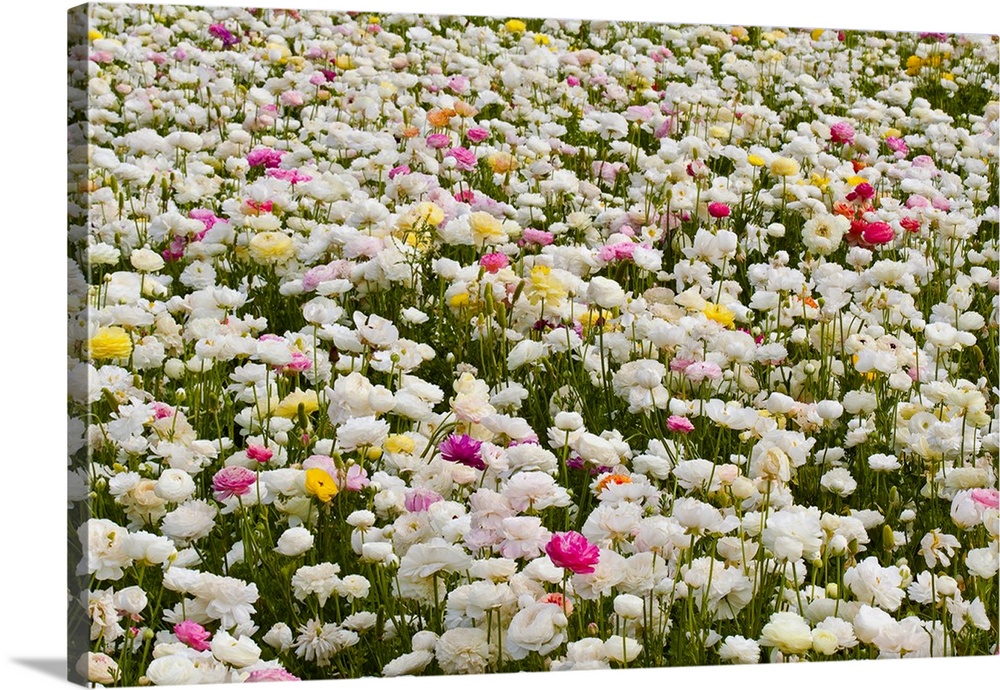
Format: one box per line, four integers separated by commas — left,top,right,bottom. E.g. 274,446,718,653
905,194,930,209
426,133,451,149
388,164,411,179
267,168,313,184
932,196,951,211
466,127,489,144
446,146,477,171
245,668,301,682
246,444,274,464
520,228,554,246
708,201,731,219
666,416,695,433
862,221,894,245
971,488,1000,509
670,358,696,373
174,620,211,652
151,402,175,419
283,351,313,373
247,147,284,169
340,464,370,492
566,76,580,87
479,252,510,273
654,118,673,139
405,487,444,512
546,531,601,574
829,121,855,145
280,90,305,107
448,75,470,94
885,136,908,158
684,361,723,382
846,182,875,202
309,72,327,86
211,466,256,500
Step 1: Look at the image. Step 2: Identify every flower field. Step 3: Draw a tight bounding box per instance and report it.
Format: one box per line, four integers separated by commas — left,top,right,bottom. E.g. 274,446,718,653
68,4,999,685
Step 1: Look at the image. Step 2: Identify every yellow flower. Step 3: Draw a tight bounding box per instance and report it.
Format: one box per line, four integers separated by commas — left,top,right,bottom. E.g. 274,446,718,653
579,309,614,333
534,34,550,46
469,211,505,246
703,303,736,328
449,292,471,309
335,54,354,70
810,28,824,41
89,327,132,361
809,172,830,192
385,434,416,454
747,153,766,167
273,389,320,418
505,19,526,33
942,72,954,82
366,15,380,24
248,232,295,264
845,175,866,187
883,128,901,139
525,265,567,306
906,55,924,75
265,42,291,64
770,157,800,177
488,152,517,174
305,468,338,503
88,29,104,41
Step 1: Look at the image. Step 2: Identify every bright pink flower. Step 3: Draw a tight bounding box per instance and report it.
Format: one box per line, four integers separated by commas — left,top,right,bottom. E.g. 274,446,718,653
454,189,476,203
405,487,444,512
212,466,256,500
446,146,477,171
282,351,313,373
267,168,313,184
566,76,580,87
426,133,451,149
900,217,920,233
971,488,1000,509
666,416,695,433
830,121,855,145
439,434,485,470
174,620,211,652
479,252,510,273
597,242,636,262
245,668,301,682
546,531,600,574
885,137,908,158
247,148,284,169
388,164,410,179
708,201,731,219
151,402,174,419
862,221,894,245
246,444,274,464
340,464,370,492
466,127,489,144
846,182,875,202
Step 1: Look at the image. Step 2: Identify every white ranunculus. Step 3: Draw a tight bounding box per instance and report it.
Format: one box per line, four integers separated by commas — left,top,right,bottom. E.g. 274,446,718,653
587,276,626,309
145,655,198,685
211,630,261,667
275,526,315,556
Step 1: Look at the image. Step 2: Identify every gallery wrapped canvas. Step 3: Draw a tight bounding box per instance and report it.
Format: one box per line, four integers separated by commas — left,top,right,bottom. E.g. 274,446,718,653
68,2,999,686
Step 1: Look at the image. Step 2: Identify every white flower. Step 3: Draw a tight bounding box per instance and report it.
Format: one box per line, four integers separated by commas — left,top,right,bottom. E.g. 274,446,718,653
587,276,626,308
211,630,261,667
603,635,642,663
434,627,493,674
759,611,813,655
154,469,196,503
382,650,434,676
718,635,761,663
145,655,198,685
275,527,315,557
504,602,568,659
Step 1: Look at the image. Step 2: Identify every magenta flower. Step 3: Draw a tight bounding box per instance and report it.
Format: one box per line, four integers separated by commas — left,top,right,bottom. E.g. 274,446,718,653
666,416,695,433
388,164,411,179
446,146,477,171
246,444,273,464
267,168,313,184
846,182,874,202
245,668,301,682
479,252,510,273
466,127,489,144
546,531,601,574
885,136,908,158
862,221,894,245
520,228,554,246
829,121,855,145
209,24,239,47
566,76,580,86
247,147,284,169
174,620,211,652
707,201,731,219
211,466,256,500
426,133,451,149
439,433,485,470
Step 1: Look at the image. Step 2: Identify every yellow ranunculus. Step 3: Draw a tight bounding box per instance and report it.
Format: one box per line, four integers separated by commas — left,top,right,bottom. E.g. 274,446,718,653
249,232,295,264
703,303,736,328
488,152,517,174
505,19,526,33
449,292,471,309
384,434,416,454
770,157,800,177
88,29,104,41
305,468,338,502
89,327,133,361
469,211,505,245
883,128,901,139
335,54,354,70
525,265,568,306
747,153,766,167
274,389,319,418
810,28,824,41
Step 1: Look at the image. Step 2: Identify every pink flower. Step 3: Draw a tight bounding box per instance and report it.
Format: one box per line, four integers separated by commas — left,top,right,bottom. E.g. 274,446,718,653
302,454,338,479
971,488,1000,509
862,221,894,245
454,189,476,203
279,90,305,107
932,196,951,211
211,466,256,500
246,444,274,464
545,531,600,574
666,416,695,433
151,402,174,419
708,201,731,219
405,487,444,512
566,76,580,87
846,182,875,202
446,146,477,171
388,164,411,179
466,127,489,144
598,242,637,262
340,464,370,492
885,137,908,158
448,75,470,94
670,358,696,373
439,434,485,470
520,228,554,246
426,133,451,149
830,121,855,145
174,620,211,652
245,668,301,682
686,160,709,178
247,147,284,169
684,361,723,382
905,195,930,209
479,252,510,273
267,168,313,184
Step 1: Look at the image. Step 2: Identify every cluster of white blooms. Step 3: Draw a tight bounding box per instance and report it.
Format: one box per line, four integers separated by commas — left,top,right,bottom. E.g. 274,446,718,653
69,4,998,686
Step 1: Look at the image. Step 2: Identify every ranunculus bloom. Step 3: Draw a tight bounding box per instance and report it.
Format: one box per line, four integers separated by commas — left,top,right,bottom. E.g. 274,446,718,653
174,620,211,652
426,133,451,149
466,127,489,143
479,252,510,273
862,221,894,245
545,531,600,574
829,121,855,144
446,146,477,171
707,201,731,218
971,488,1000,509
666,415,695,433
246,444,273,464
245,668,302,682
405,487,444,512
439,434,485,470
846,182,875,202
211,466,256,500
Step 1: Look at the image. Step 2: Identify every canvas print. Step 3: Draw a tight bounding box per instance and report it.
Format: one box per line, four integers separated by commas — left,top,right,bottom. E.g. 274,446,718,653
68,3,999,686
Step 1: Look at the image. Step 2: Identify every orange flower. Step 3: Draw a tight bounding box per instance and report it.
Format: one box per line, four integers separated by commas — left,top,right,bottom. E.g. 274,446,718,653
427,108,456,128
595,473,632,495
